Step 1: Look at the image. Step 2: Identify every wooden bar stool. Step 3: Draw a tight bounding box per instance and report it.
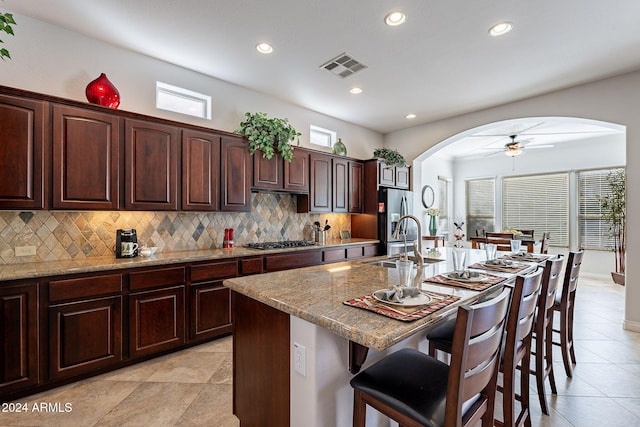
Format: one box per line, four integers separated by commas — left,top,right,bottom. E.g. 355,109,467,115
427,269,544,427
350,287,512,427
551,250,584,377
530,255,564,415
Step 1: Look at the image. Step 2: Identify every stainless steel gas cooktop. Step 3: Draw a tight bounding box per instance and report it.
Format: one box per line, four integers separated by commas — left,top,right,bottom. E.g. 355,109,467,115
245,240,317,250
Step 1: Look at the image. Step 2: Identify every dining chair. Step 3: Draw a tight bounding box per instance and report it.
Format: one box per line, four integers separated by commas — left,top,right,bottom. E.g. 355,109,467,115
350,287,512,427
486,238,512,252
530,255,565,415
427,269,544,427
472,237,487,249
551,250,584,377
535,232,550,254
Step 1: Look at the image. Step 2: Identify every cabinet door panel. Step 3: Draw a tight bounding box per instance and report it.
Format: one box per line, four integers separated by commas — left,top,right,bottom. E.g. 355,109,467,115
221,136,251,211
395,166,410,189
348,161,364,213
125,119,179,210
52,105,120,209
190,283,231,342
129,286,185,359
283,149,309,192
332,158,348,213
0,95,47,209
49,296,122,380
0,283,39,393
309,153,331,212
253,152,283,190
182,129,220,211
378,162,395,187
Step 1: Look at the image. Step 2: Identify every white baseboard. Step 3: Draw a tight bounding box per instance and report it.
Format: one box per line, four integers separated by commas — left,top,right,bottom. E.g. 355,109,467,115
623,319,640,332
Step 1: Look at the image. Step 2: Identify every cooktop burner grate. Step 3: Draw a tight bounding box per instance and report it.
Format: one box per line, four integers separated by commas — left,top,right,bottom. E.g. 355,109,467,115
245,240,317,250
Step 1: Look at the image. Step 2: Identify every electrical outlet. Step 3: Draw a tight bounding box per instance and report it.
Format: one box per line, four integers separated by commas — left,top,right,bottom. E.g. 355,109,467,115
293,342,306,376
15,246,36,257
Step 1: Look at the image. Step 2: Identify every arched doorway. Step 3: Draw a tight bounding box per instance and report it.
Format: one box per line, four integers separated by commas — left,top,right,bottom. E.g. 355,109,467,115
413,116,625,280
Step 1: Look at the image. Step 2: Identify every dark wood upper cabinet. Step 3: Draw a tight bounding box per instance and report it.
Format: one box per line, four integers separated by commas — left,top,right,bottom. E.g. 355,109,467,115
395,166,410,189
332,157,348,213
221,136,251,212
252,151,283,191
52,104,120,210
348,161,364,213
124,119,179,210
307,152,332,212
0,95,47,209
253,148,309,193
182,129,220,211
283,149,309,192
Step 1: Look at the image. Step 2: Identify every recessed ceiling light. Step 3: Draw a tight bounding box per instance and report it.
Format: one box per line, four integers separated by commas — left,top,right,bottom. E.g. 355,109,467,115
405,114,416,119
489,22,513,37
350,87,363,94
256,42,273,54
384,11,406,26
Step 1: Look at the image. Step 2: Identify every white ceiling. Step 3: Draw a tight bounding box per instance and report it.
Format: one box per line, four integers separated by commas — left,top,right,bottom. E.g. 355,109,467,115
5,0,640,136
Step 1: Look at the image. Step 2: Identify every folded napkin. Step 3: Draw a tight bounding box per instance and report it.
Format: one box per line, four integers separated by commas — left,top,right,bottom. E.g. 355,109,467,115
374,287,421,302
446,270,483,280
485,259,514,266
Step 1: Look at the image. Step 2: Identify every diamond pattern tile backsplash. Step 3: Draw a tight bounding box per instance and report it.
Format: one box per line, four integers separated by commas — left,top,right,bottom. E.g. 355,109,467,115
0,193,352,264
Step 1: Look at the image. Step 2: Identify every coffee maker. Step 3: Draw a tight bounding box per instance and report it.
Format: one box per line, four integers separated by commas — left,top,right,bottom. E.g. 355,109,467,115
115,229,138,258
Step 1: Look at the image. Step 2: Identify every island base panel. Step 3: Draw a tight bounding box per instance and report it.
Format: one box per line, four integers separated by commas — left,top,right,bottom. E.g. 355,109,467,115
232,292,290,426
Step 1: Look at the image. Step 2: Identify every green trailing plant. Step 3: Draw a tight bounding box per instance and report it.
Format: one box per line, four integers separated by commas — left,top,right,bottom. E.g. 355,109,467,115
600,169,626,274
373,147,406,168
236,112,301,162
0,6,16,60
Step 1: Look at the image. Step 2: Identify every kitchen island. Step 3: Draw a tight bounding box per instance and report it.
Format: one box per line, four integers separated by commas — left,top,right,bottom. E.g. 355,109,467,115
224,248,536,427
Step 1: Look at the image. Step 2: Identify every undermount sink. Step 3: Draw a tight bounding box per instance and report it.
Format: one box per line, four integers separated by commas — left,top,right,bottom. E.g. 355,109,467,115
364,257,443,268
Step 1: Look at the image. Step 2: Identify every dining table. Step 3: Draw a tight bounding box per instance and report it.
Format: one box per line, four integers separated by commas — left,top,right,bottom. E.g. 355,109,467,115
223,247,550,427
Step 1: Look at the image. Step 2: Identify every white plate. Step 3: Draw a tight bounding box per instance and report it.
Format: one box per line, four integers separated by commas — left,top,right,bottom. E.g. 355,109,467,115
372,290,432,307
444,272,490,283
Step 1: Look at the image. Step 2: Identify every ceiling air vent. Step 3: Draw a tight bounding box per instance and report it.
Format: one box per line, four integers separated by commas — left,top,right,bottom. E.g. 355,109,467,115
320,53,367,78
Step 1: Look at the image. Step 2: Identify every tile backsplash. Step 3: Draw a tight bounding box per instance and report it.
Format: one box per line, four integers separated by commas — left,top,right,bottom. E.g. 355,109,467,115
0,193,352,265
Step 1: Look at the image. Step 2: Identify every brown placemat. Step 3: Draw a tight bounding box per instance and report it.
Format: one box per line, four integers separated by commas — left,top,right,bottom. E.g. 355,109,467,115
468,262,530,274
425,272,507,291
343,290,461,322
501,253,552,262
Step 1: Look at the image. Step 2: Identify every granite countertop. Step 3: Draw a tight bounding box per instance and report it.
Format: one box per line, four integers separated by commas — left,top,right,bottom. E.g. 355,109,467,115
0,238,378,282
223,248,504,351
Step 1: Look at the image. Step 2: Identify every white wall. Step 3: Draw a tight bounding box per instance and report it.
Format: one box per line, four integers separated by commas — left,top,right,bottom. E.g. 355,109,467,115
385,70,640,331
2,13,382,160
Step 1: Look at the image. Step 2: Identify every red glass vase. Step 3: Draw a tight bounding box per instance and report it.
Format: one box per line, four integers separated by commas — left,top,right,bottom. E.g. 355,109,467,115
85,73,120,109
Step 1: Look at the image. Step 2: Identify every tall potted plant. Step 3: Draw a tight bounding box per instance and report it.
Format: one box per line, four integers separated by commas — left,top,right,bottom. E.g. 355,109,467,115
236,112,301,162
600,169,626,285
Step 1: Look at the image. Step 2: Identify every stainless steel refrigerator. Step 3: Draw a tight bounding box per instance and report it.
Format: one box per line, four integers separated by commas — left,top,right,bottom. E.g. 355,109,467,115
378,188,418,255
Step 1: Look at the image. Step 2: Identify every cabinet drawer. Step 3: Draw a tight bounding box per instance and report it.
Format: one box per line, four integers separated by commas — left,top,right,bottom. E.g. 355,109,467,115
265,251,323,272
129,266,185,291
241,257,263,275
363,244,378,257
49,274,122,302
191,261,238,283
346,246,364,259
323,248,346,262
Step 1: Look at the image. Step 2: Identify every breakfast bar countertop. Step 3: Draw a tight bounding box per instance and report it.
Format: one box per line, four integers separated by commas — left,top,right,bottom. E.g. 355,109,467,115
223,248,515,351
0,238,378,282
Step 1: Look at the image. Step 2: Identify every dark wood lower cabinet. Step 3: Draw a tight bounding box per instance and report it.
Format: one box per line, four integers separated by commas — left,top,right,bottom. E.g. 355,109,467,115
0,282,39,396
129,286,186,359
49,296,122,380
190,284,231,342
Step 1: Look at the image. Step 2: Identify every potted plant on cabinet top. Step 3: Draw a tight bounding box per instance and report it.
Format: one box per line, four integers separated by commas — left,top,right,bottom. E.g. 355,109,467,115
1,8,17,60
600,169,626,285
373,148,407,168
236,112,301,162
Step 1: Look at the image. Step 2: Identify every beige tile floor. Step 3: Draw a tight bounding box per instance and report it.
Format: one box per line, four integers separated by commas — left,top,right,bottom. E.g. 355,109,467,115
2,277,639,426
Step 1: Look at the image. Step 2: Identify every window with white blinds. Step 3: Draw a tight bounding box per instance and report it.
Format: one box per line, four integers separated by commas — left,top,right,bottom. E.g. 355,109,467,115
502,173,569,246
466,178,495,237
578,168,624,250
438,176,449,232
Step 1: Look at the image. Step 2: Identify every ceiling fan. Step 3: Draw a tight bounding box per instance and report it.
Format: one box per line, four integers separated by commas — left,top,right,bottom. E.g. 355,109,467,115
486,134,554,157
